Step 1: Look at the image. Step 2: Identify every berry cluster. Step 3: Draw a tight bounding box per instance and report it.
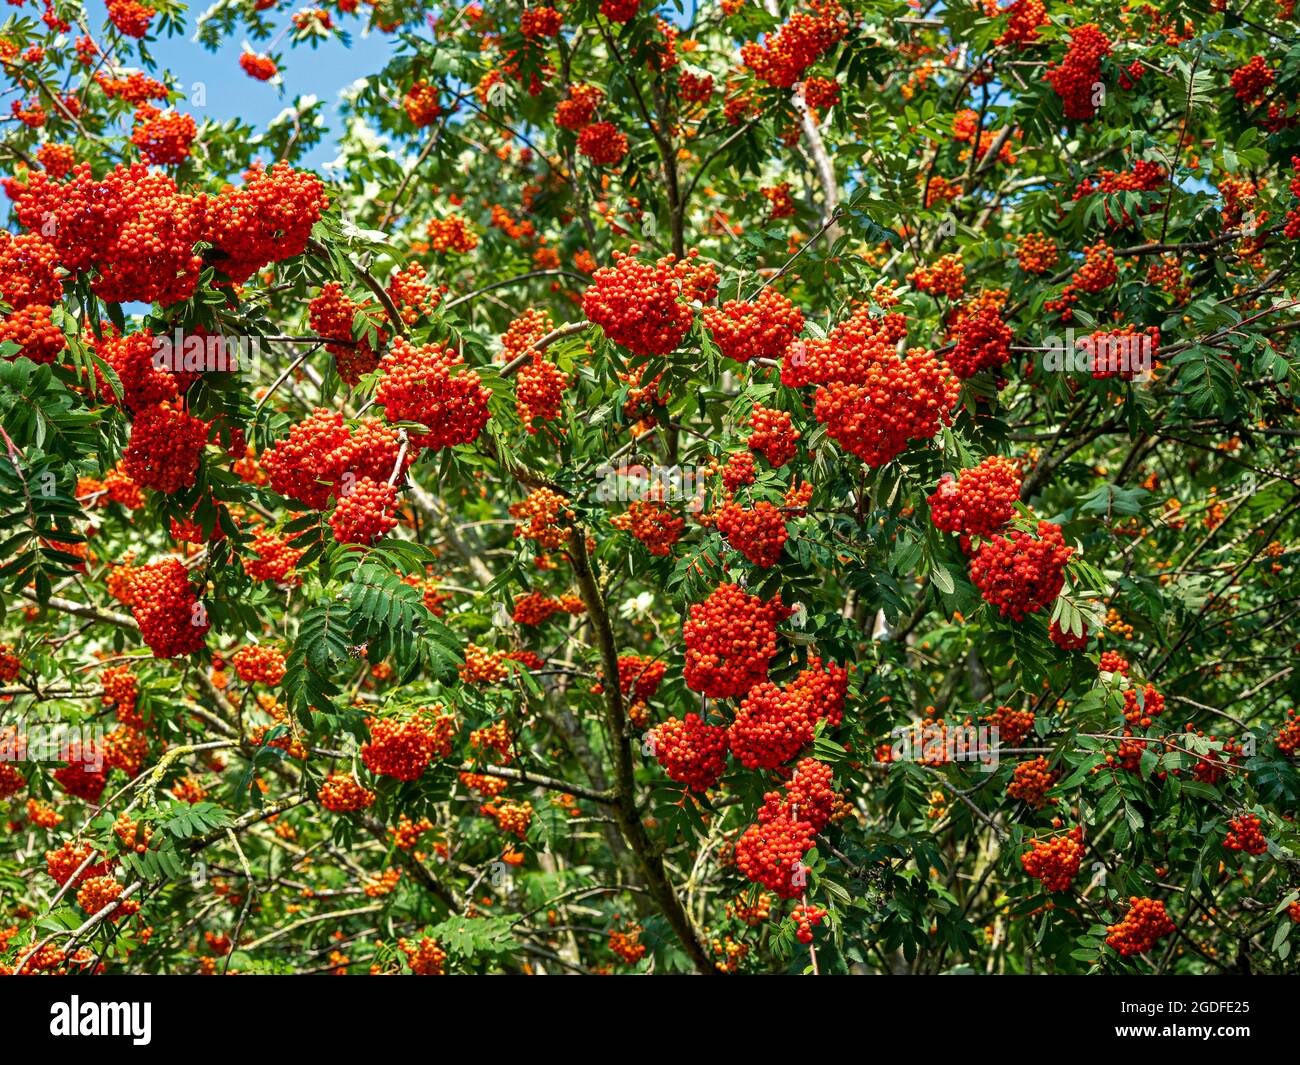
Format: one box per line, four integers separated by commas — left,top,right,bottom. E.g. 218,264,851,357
362,712,453,781
728,660,846,769
735,759,835,898
106,0,155,37
129,560,209,658
721,450,756,491
516,352,570,433
1017,231,1059,274
426,215,479,253
231,644,286,686
375,338,492,450
1106,897,1175,956
76,875,139,920
682,583,791,699
240,52,277,81
608,921,647,964
928,456,1021,546
782,306,957,466
54,739,108,802
701,288,804,364
790,902,828,944
1075,241,1118,294
610,500,685,556
243,527,304,585
1230,56,1275,105
263,410,405,509
577,121,628,166
582,248,703,356
308,282,382,385
398,936,447,975
996,0,1047,47
203,162,330,283
1007,756,1059,809
650,713,729,792
555,84,604,130
616,654,667,700
1119,684,1163,731
985,704,1035,747
1021,827,1084,891
1049,619,1089,650
908,253,966,300
318,773,376,812
131,106,197,166
1044,24,1111,121
969,520,1073,620
1222,812,1267,856
740,0,848,89
329,476,399,545
511,488,575,551
712,501,788,569
746,404,800,468
512,590,583,625
948,303,1013,379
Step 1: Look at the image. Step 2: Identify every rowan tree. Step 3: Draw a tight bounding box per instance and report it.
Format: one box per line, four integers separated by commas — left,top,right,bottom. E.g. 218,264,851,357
0,0,1298,976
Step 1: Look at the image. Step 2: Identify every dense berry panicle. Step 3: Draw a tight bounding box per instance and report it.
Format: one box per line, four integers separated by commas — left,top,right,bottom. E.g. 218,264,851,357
1231,56,1275,105
231,643,286,686
122,402,209,494
712,501,788,568
811,349,958,467
582,248,699,356
948,303,1013,379
735,812,815,897
0,230,61,310
375,337,492,450
106,0,155,37
45,840,111,887
362,713,450,781
399,935,447,975
1017,231,1058,273
1021,827,1084,891
928,456,1022,542
969,520,1073,620
131,106,197,165
555,83,604,130
610,500,684,555
782,306,958,466
746,404,800,467
682,583,791,699
1106,897,1175,956
740,0,848,88
1045,24,1112,121
1007,756,1059,809
996,0,1047,47
1222,812,1267,855
908,253,966,300
516,353,570,432
329,476,399,545
790,902,828,943
318,773,376,812
615,654,666,700
309,282,383,385
729,680,820,769
129,559,209,658
650,713,729,791
240,52,277,81
701,288,804,363
577,122,628,166
204,162,329,283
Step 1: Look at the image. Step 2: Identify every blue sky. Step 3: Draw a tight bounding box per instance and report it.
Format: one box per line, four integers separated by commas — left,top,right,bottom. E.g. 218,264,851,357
89,0,402,168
